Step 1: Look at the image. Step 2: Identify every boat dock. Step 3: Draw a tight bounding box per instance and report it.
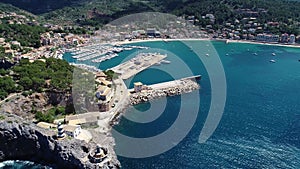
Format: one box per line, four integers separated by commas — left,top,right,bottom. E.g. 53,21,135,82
110,53,167,80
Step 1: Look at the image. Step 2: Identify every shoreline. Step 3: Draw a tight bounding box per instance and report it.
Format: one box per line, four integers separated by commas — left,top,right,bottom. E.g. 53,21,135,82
225,39,300,48
116,38,300,48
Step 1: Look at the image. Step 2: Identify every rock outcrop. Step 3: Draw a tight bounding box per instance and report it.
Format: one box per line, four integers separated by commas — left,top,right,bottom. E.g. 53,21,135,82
0,112,120,169
1,92,73,119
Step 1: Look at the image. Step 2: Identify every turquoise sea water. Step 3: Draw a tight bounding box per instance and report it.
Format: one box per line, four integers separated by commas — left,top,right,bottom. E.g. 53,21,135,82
63,41,300,169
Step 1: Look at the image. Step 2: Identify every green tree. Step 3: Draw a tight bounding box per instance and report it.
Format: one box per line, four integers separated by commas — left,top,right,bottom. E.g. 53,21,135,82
19,77,33,90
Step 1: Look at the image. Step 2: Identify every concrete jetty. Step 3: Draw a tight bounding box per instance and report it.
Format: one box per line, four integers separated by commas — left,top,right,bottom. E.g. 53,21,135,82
111,53,167,80
129,75,201,105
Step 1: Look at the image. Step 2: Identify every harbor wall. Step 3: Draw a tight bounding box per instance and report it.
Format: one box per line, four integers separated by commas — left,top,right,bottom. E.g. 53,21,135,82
129,75,201,105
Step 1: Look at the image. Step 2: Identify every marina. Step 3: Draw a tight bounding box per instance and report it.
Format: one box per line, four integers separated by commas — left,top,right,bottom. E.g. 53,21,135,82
92,53,119,63
70,44,150,63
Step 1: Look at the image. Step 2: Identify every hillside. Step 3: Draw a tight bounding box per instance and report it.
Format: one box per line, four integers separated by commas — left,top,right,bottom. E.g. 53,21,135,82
2,0,300,28
0,2,37,18
0,0,84,14
1,0,300,35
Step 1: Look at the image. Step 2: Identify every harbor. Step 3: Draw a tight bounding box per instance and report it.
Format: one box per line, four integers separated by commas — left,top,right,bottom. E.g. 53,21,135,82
69,44,150,63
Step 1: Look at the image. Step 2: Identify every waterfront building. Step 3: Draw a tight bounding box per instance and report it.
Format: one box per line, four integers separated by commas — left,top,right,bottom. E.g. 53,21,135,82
134,82,143,93
269,35,279,42
147,28,156,38
146,28,160,38
64,125,81,138
136,30,146,39
256,34,279,42
289,34,296,44
281,33,289,43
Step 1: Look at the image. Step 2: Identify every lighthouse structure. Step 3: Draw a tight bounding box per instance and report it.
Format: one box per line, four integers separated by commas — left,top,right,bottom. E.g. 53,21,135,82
89,145,108,163
57,122,65,139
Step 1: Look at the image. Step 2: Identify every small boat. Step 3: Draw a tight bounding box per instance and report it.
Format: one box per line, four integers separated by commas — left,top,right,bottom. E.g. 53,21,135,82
269,59,276,63
161,60,171,64
155,62,161,66
253,53,258,56
272,53,276,56
226,53,229,56
206,53,209,57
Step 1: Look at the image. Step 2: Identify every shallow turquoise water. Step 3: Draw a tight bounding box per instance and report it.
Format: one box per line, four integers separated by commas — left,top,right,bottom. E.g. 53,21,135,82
64,41,300,168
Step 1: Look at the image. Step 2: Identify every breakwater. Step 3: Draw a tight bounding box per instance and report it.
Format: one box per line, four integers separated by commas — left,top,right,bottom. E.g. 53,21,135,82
129,76,201,105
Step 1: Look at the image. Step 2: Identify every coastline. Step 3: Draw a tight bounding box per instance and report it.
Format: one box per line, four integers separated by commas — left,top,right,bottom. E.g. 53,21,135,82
115,38,300,48
225,39,300,48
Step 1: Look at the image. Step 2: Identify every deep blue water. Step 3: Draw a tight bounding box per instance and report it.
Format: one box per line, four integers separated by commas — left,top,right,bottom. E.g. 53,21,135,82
64,41,300,168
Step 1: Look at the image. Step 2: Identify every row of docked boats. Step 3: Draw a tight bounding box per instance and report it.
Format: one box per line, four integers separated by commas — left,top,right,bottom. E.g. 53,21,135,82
92,53,119,63
70,45,149,62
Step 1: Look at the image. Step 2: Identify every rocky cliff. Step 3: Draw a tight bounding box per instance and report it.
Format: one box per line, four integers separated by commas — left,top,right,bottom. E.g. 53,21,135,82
0,112,120,169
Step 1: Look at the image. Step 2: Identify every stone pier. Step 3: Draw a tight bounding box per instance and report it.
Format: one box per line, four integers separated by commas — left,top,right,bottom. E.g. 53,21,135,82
129,75,201,105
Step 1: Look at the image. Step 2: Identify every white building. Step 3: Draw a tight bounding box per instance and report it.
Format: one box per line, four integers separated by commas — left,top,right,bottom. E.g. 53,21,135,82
256,34,279,42
134,82,143,93
64,125,81,138
289,34,295,44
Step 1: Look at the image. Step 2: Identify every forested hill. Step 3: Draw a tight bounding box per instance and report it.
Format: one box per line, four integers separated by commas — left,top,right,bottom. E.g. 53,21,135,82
0,0,83,14
1,0,300,29
2,0,300,15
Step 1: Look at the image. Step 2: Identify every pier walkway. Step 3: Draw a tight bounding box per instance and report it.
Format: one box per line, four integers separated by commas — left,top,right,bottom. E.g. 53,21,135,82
110,53,167,80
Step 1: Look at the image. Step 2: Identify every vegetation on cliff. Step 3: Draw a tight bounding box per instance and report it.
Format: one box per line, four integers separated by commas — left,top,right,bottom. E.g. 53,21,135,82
0,58,74,100
0,22,47,48
35,106,68,123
